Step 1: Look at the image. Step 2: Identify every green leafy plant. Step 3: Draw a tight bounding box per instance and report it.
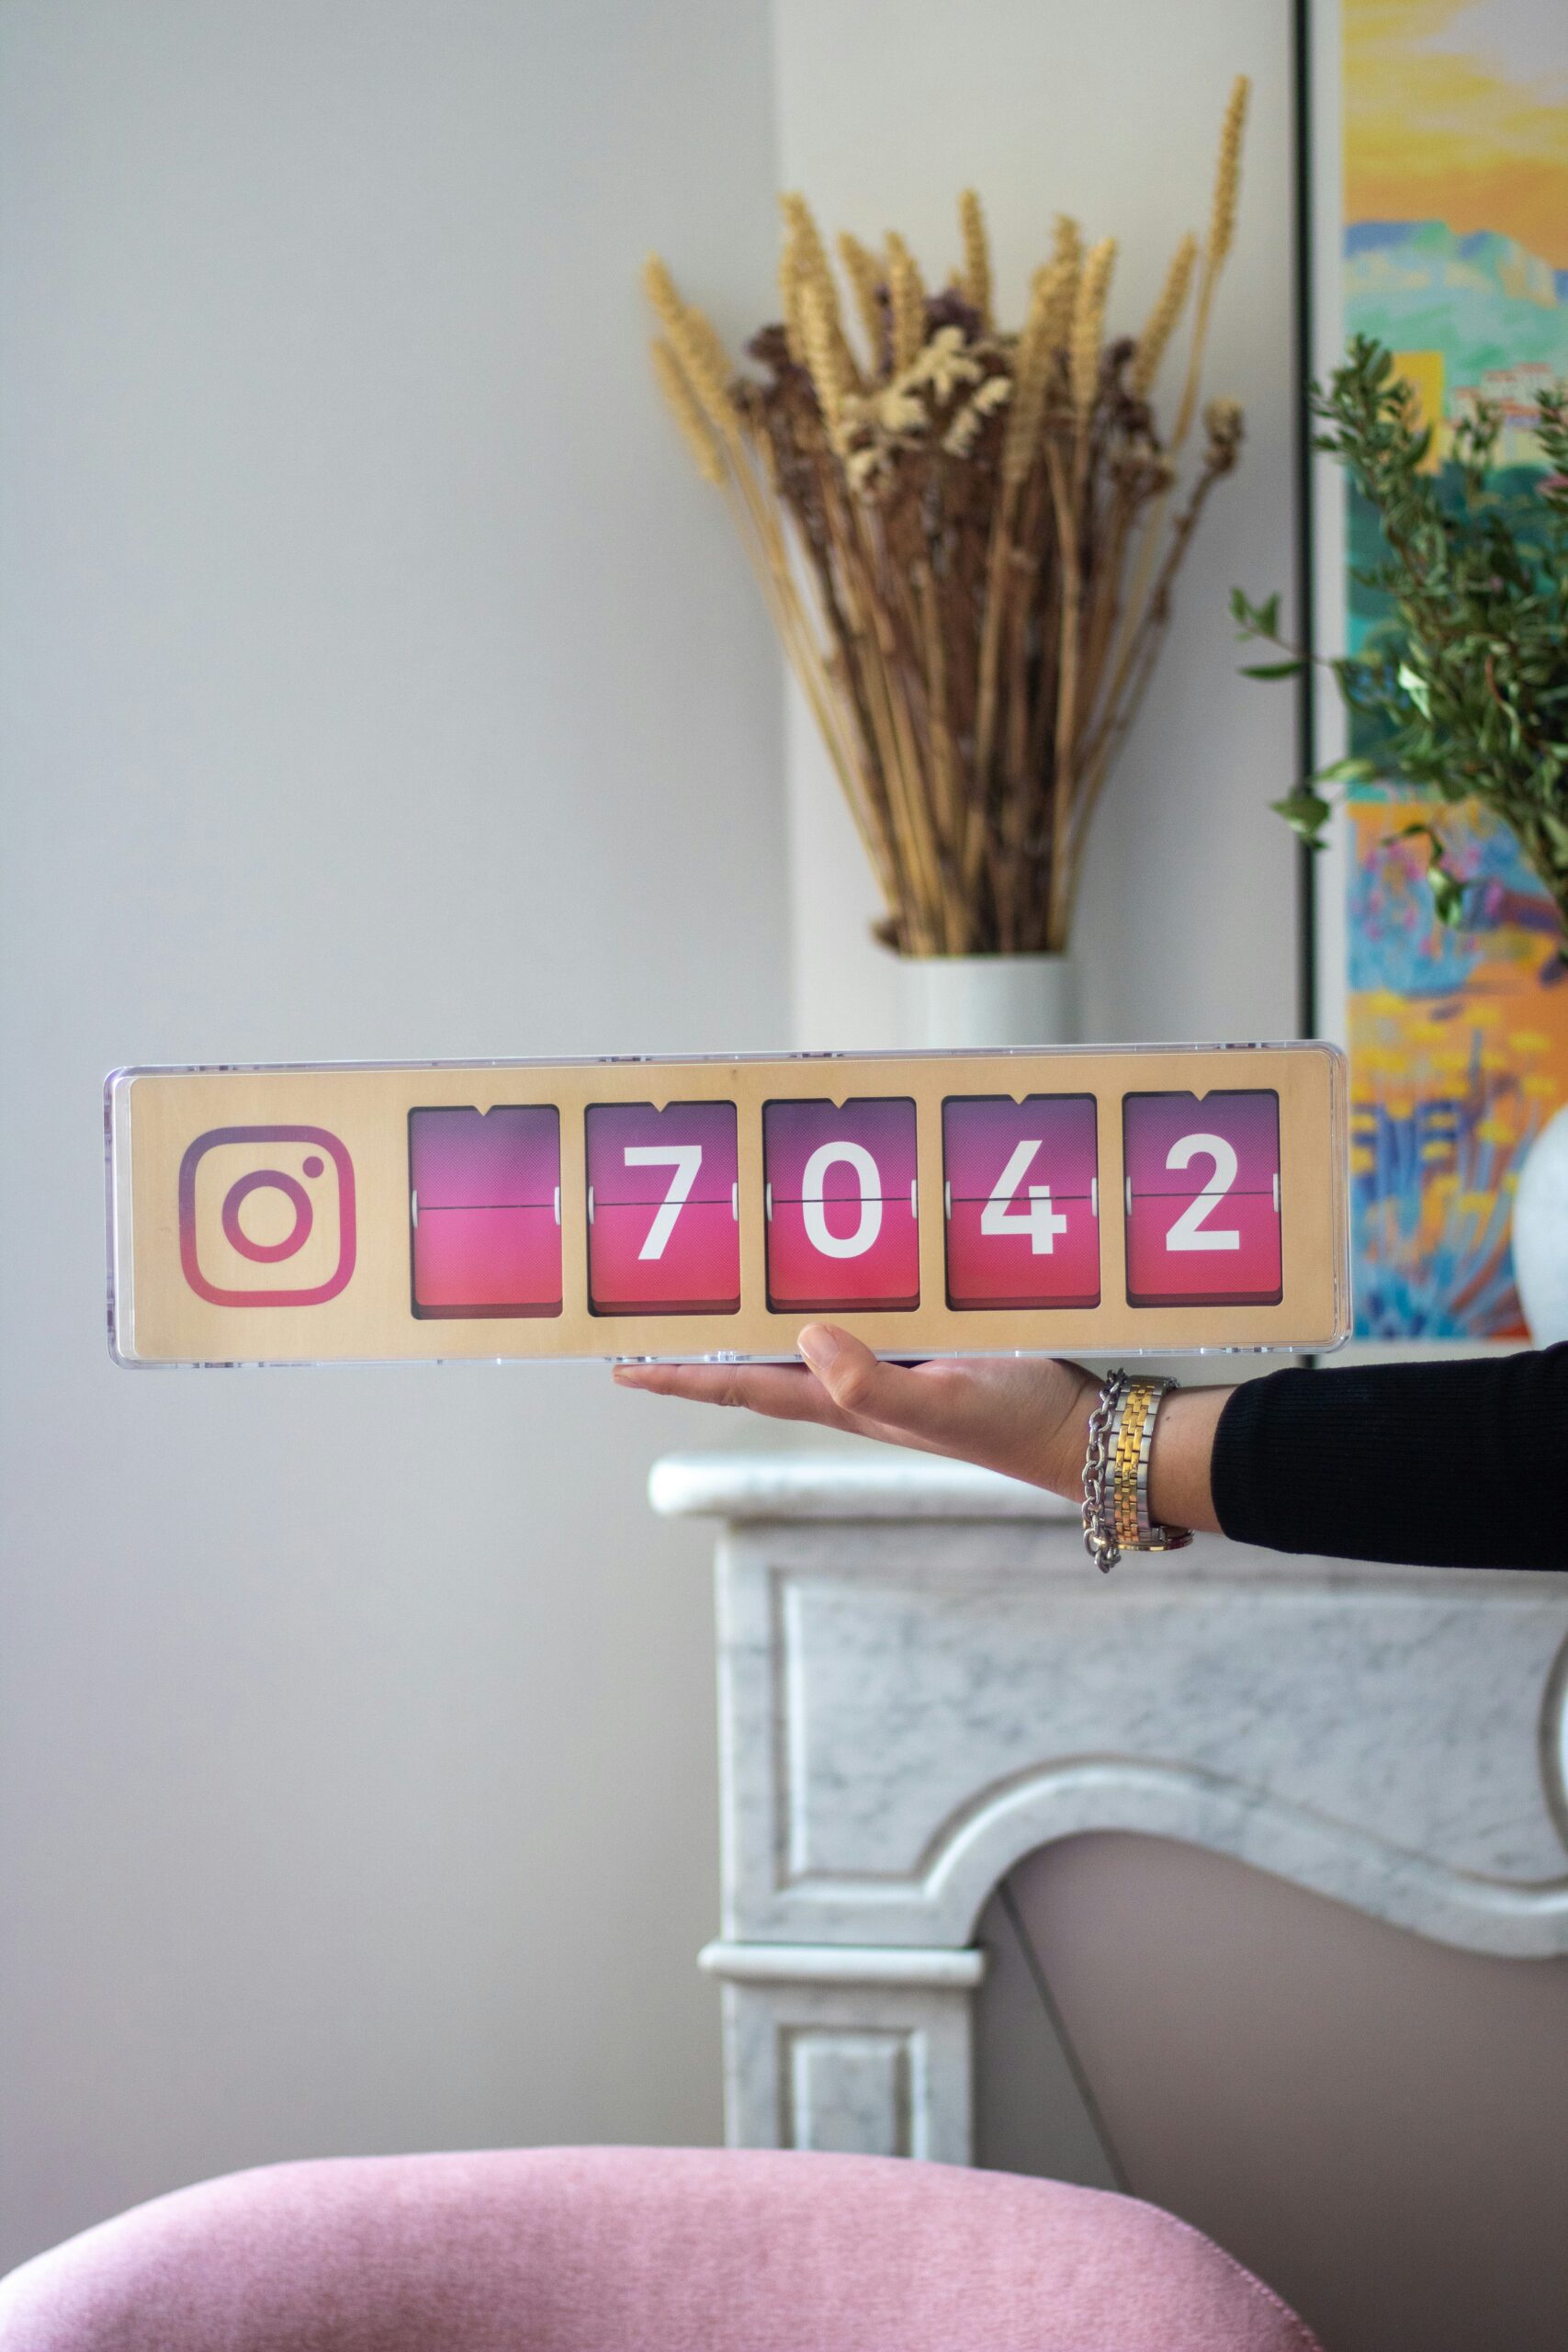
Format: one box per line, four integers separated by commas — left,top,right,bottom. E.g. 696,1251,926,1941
1233,334,1568,946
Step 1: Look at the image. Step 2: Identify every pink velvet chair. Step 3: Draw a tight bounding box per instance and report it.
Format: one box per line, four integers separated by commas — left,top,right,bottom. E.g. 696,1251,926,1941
0,2145,1322,2351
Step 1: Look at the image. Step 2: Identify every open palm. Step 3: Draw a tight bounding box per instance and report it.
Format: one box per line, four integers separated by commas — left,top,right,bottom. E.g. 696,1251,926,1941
613,1323,1098,1496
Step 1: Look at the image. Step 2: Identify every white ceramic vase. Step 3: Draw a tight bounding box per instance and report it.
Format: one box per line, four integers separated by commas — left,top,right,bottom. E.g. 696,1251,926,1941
896,952,1079,1051
1512,1102,1568,1345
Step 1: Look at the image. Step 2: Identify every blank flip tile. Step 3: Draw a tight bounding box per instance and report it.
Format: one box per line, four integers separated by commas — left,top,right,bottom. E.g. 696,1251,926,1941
409,1104,562,1317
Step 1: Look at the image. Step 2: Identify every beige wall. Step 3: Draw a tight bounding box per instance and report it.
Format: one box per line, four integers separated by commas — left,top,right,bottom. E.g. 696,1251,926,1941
0,0,784,2268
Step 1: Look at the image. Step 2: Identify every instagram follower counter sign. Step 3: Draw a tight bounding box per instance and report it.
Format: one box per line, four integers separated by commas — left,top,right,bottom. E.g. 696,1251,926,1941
178,1125,356,1306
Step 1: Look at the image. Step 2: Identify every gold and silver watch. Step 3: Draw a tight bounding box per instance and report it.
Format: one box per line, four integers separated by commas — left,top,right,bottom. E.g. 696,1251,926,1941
1080,1370,1195,1573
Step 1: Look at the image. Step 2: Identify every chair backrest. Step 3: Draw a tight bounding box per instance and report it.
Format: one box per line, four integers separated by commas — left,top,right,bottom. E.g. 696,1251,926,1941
0,2145,1323,2352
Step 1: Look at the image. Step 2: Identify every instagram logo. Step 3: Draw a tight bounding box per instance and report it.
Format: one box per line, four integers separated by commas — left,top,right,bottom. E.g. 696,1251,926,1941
179,1125,356,1307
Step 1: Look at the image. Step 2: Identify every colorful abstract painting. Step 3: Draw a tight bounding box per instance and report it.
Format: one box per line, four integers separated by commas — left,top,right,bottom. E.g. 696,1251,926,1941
1327,0,1568,1338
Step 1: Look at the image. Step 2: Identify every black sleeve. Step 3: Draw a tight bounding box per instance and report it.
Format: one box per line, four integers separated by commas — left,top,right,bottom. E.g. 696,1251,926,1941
1211,1344,1568,1569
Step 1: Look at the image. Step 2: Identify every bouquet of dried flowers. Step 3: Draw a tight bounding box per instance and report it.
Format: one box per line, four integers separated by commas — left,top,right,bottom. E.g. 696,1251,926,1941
645,77,1248,957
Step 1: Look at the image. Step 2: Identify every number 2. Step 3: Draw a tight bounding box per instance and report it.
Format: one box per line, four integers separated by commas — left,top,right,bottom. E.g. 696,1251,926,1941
980,1139,1070,1255
625,1145,703,1260
1163,1133,1241,1253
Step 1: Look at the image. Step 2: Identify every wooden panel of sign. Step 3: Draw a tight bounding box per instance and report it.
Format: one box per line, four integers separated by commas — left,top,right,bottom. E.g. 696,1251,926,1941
106,1045,1349,1363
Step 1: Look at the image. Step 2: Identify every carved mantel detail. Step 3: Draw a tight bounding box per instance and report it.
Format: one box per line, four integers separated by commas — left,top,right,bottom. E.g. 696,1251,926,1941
654,1450,1568,2164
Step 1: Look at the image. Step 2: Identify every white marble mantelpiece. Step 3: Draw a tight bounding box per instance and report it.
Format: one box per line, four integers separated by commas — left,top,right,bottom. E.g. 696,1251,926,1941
649,1451,1076,1521
655,1447,1568,2162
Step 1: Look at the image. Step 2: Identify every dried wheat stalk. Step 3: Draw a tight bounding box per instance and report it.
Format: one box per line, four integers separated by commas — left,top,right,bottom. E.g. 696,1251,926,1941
646,76,1248,956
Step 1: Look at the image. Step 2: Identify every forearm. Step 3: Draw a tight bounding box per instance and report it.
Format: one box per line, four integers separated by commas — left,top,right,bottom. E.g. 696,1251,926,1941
1208,1345,1568,1569
1047,1346,1568,1570
1149,1382,1230,1532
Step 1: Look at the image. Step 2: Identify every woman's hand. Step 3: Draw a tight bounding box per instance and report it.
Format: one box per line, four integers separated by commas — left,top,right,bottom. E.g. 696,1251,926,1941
613,1324,1100,1498
615,1326,1229,1528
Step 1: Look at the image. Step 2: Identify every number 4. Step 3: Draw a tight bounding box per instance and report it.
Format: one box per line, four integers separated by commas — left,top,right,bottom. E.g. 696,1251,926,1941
626,1145,703,1261
980,1140,1069,1255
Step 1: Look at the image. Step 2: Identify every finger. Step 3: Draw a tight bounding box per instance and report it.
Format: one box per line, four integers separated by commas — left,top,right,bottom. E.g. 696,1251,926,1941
612,1360,860,1428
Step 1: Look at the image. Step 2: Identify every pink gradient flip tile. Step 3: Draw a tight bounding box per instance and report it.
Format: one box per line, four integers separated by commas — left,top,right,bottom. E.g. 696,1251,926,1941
763,1097,919,1314
588,1201,739,1315
1124,1189,1283,1306
412,1204,562,1317
584,1101,738,1206
585,1101,739,1316
1122,1089,1280,1198
409,1106,562,1319
410,1104,560,1208
942,1095,1100,1310
1122,1090,1281,1307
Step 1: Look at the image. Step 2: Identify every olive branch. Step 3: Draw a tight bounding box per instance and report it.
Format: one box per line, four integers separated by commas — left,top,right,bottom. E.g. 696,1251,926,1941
1234,334,1568,949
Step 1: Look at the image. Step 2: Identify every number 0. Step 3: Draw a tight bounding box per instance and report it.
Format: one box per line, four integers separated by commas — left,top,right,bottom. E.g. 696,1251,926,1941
802,1140,883,1259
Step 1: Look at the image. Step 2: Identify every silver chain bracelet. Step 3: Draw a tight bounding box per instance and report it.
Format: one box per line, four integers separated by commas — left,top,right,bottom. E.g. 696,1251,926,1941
1080,1368,1129,1573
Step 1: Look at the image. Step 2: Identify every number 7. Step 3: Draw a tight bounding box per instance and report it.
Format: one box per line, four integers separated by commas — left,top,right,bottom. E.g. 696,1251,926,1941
626,1145,703,1261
